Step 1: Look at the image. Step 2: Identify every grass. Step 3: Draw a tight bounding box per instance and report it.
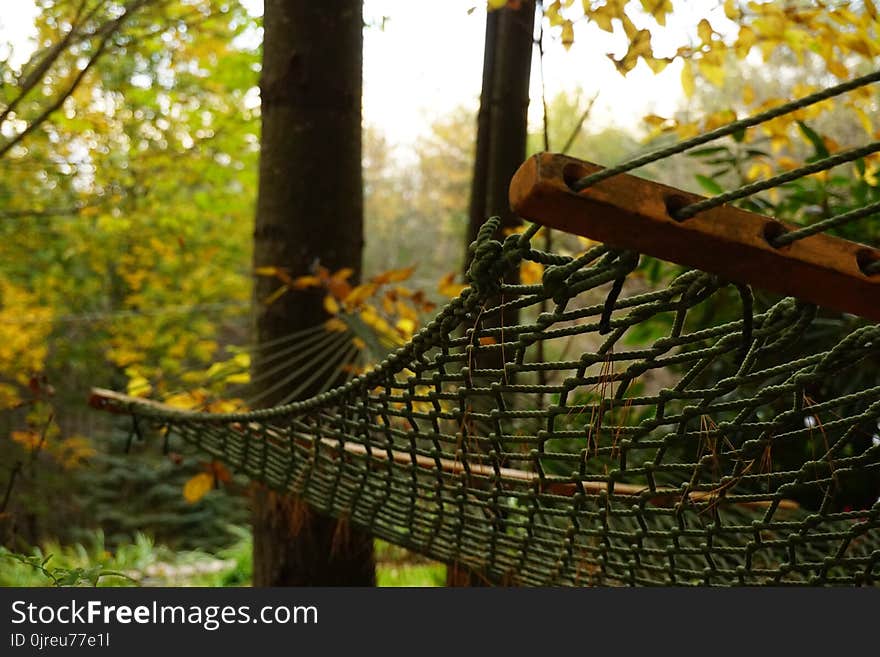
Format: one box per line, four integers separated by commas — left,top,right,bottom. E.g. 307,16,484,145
375,539,445,586
0,530,444,587
377,563,446,586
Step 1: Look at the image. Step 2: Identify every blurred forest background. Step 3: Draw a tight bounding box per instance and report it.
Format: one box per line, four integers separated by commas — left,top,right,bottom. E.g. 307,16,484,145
0,0,877,585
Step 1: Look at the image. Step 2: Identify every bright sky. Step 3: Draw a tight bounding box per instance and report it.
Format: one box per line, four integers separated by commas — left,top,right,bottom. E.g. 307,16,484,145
361,0,688,145
0,1,735,155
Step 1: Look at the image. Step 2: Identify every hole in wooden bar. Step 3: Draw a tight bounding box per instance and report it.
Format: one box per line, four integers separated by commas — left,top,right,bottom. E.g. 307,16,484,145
664,194,691,222
562,162,592,192
856,248,880,277
763,221,791,248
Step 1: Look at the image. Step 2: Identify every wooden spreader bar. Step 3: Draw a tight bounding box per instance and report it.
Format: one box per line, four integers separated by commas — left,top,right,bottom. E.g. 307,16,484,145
509,153,880,322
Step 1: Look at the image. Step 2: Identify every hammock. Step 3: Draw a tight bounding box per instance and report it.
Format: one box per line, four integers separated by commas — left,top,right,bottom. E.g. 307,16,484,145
91,71,880,586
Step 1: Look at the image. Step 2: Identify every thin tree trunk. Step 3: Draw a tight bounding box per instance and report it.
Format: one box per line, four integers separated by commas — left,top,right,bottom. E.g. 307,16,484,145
251,0,374,586
465,8,499,271
451,1,536,587
466,1,536,255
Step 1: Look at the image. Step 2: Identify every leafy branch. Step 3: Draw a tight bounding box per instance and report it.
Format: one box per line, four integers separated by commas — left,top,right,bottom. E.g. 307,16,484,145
0,549,136,587
0,0,155,160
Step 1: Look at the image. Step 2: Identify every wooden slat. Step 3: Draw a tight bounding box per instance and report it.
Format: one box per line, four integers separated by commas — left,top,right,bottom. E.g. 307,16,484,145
509,153,880,322
88,387,798,510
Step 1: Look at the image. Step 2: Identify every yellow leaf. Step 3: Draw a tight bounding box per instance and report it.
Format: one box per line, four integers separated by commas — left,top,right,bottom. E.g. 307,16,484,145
126,375,152,398
723,0,740,20
438,272,467,298
852,106,873,136
734,25,756,58
640,0,672,26
0,384,21,410
703,109,737,131
254,266,280,276
746,161,773,181
372,266,415,285
11,430,41,450
839,32,875,59
825,58,849,79
644,56,670,74
520,261,544,285
206,399,241,413
576,236,597,250
752,13,787,41
183,473,214,503
545,0,564,25
643,113,670,126
822,136,840,154
681,60,695,98
488,0,508,8
323,295,340,315
697,19,714,45
323,268,353,300
395,318,416,337
697,55,725,87
620,13,639,40
561,20,574,50
165,391,205,410
343,283,377,307
674,121,700,139
359,305,399,344
396,299,419,321
325,317,348,333
588,1,616,32
609,28,652,75
331,268,355,283
290,275,321,289
56,435,95,469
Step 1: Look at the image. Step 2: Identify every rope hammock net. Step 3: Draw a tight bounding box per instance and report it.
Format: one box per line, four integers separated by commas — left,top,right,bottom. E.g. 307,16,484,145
91,71,880,586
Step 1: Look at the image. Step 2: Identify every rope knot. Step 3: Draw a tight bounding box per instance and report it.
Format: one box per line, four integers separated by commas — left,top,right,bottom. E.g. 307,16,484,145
466,221,504,296
541,265,569,303
466,218,529,298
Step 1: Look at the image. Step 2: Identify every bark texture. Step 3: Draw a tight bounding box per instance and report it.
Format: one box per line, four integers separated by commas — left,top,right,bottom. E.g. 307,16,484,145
466,1,536,257
251,0,375,586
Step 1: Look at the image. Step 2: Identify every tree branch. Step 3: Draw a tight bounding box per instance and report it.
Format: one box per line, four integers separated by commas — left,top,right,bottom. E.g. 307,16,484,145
560,91,599,155
0,0,89,128
0,0,152,160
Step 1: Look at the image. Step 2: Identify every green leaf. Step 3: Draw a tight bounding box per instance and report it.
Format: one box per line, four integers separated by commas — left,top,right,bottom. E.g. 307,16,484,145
797,121,829,159
695,174,725,195
687,146,729,158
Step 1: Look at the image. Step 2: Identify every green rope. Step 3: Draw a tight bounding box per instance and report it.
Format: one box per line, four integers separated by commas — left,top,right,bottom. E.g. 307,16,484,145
770,200,880,247
98,71,880,586
571,69,880,191
673,142,880,220
106,222,880,586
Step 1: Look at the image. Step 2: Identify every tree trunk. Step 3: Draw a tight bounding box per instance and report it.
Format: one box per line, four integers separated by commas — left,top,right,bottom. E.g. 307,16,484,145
251,0,375,586
465,7,499,268
451,1,536,587
465,1,536,257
